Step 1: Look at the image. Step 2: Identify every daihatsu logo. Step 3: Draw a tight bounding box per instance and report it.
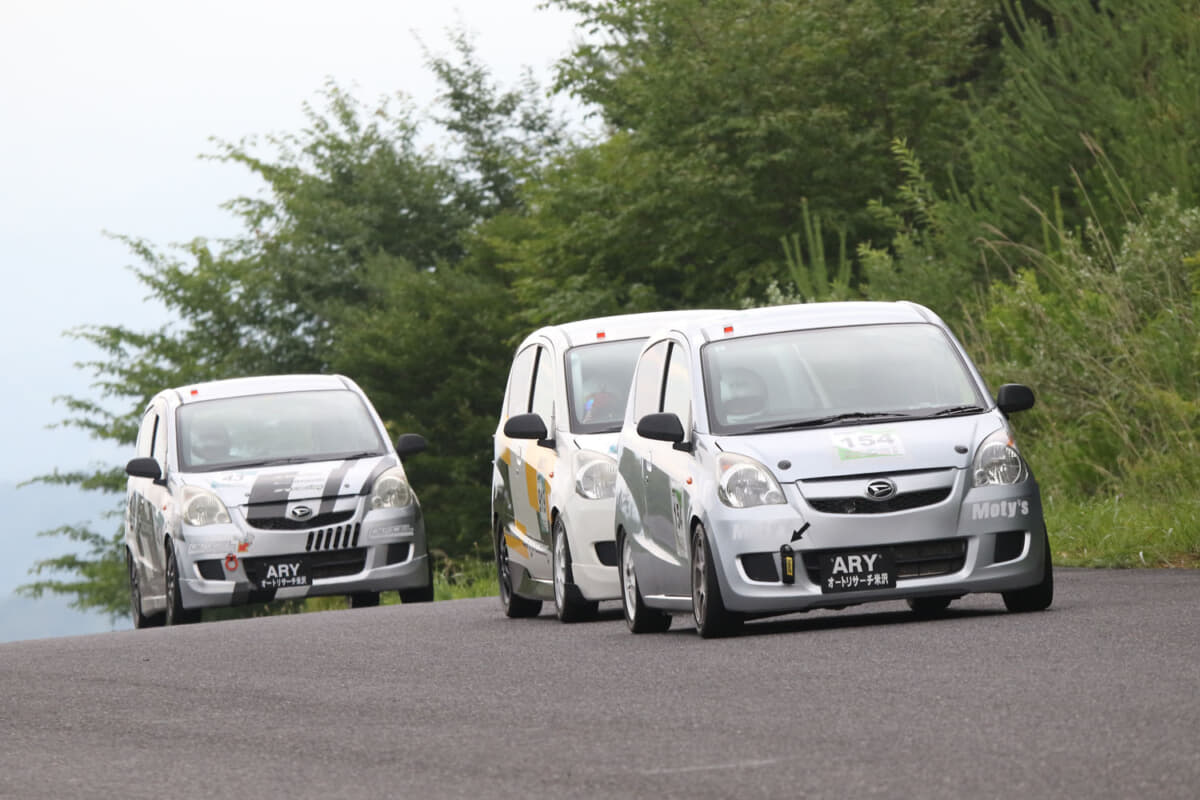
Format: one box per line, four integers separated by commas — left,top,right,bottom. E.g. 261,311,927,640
290,505,314,520
865,479,897,500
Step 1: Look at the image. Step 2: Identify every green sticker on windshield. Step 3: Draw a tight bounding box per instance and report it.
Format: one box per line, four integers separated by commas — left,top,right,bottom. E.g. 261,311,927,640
832,429,904,460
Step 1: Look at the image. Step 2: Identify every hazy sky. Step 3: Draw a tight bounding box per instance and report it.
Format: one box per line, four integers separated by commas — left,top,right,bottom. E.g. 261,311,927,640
0,0,585,483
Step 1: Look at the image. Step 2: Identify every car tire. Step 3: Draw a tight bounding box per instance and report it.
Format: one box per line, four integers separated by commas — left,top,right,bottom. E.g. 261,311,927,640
127,548,163,629
349,592,381,608
907,596,954,617
399,558,435,604
164,543,201,626
691,523,742,639
553,517,598,623
1003,531,1054,613
620,530,671,633
496,522,542,618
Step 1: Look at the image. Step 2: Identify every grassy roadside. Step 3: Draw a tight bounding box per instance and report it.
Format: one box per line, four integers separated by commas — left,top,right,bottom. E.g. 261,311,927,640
1046,493,1200,568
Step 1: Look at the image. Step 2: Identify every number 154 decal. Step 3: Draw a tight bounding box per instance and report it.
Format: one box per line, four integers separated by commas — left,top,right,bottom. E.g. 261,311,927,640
833,429,904,460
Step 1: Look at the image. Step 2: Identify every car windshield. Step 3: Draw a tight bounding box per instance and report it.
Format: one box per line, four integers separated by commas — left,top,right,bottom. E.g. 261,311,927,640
564,338,646,434
701,323,986,435
176,389,386,471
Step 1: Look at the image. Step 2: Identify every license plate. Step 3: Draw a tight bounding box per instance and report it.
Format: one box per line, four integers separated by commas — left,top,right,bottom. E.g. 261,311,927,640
256,557,310,590
818,549,897,593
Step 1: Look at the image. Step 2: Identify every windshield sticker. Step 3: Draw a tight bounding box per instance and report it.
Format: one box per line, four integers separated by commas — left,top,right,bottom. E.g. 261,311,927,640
833,430,904,460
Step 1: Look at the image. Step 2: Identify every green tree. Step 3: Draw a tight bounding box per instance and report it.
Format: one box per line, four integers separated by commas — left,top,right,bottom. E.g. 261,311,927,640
24,38,570,615
516,0,1000,316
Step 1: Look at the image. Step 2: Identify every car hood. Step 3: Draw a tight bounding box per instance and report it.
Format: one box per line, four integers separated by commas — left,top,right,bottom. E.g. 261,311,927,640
712,414,1004,480
572,432,621,459
177,455,397,509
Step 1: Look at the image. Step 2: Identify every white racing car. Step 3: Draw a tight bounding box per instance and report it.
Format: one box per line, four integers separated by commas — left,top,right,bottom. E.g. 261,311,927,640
492,310,726,621
124,374,432,626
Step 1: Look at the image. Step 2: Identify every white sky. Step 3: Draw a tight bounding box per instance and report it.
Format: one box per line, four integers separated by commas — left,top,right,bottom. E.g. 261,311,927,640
0,0,586,482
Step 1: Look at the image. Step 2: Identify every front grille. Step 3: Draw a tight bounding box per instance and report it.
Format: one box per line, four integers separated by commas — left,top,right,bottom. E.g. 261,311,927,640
806,487,952,515
242,548,367,585
594,541,618,567
803,538,967,584
740,553,779,582
305,523,362,552
246,509,356,531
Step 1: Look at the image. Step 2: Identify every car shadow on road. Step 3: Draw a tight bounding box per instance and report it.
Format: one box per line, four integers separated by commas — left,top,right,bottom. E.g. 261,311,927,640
664,605,1013,639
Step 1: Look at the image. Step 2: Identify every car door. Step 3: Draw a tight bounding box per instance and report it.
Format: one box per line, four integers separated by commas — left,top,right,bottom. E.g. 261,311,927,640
620,339,670,592
644,339,696,597
496,344,538,550
521,343,559,571
127,400,170,595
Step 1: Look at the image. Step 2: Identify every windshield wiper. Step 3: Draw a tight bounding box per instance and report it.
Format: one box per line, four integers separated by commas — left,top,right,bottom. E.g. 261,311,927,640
329,451,384,461
228,456,317,468
749,411,916,433
924,404,986,418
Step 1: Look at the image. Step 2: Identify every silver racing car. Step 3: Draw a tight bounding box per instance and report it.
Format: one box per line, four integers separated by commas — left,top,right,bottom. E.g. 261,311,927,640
614,301,1053,637
124,374,432,626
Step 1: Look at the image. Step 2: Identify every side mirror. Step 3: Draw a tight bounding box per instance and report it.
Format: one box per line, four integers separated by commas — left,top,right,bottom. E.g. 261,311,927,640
996,384,1035,414
395,433,427,458
126,457,164,484
503,413,555,449
637,412,692,452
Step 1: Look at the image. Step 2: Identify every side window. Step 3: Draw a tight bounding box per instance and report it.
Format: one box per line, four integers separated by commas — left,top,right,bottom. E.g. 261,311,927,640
151,405,168,465
530,346,555,424
506,346,538,417
135,409,158,459
632,341,670,421
661,342,691,421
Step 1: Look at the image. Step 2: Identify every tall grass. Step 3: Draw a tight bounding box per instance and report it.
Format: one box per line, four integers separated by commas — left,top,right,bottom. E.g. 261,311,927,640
966,192,1199,566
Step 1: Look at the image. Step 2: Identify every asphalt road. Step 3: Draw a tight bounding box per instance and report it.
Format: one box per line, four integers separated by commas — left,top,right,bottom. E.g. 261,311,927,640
2,568,1197,800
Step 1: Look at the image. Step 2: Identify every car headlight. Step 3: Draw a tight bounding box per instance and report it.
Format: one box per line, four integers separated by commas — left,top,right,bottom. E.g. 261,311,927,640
370,467,414,509
972,429,1028,487
575,452,617,500
717,453,786,508
181,486,231,527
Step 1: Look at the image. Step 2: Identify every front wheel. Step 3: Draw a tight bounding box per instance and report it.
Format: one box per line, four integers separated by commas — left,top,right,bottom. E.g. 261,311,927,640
496,523,542,618
553,517,598,623
620,531,671,633
907,596,954,618
1003,532,1054,613
349,592,380,608
691,523,741,639
164,543,201,626
399,557,435,604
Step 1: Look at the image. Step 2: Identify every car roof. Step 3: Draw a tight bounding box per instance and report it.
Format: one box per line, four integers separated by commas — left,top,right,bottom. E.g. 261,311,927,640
522,309,732,350
690,301,940,342
164,374,355,405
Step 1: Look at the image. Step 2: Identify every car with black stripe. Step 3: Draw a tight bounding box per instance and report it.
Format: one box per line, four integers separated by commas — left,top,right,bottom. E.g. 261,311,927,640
124,374,432,626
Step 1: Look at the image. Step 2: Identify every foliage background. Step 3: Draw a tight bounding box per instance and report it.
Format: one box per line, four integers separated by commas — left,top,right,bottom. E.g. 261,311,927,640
24,0,1200,619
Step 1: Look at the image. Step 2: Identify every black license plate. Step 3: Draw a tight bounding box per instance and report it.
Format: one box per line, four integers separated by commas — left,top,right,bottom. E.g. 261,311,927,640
818,549,897,593
255,557,310,590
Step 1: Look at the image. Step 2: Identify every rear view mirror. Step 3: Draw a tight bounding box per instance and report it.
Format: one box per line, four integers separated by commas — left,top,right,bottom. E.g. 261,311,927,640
125,457,164,484
395,433,427,458
503,413,555,449
996,384,1035,414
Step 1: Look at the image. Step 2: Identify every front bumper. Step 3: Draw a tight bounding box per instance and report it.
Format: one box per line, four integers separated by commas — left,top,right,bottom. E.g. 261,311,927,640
704,475,1047,615
175,501,429,609
558,497,621,601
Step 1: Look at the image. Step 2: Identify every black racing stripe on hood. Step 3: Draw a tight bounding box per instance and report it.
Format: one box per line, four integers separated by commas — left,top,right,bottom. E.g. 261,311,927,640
359,457,397,496
246,472,298,520
319,460,355,515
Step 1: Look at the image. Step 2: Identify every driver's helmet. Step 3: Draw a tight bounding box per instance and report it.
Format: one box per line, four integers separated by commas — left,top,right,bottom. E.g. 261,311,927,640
719,366,768,422
190,418,231,463
581,371,622,424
